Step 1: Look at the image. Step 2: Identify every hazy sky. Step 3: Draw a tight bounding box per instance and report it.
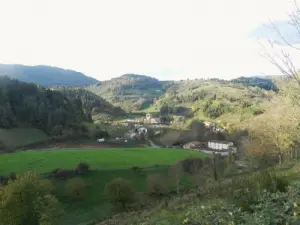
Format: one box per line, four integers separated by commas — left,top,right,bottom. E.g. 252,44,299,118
0,0,299,80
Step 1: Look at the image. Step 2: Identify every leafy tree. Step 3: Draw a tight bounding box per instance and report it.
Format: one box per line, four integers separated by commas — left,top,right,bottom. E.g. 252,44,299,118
51,124,63,136
146,174,168,197
246,97,300,158
75,162,90,175
0,171,64,225
105,178,135,209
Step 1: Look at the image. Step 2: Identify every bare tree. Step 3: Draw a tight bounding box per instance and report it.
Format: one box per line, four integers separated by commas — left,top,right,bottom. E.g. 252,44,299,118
261,0,300,85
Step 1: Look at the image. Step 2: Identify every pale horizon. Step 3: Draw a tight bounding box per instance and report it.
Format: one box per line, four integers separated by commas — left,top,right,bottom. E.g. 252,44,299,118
0,0,299,81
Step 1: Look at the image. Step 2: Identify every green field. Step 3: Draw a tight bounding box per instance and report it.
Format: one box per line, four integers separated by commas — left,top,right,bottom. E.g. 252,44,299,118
0,148,207,175
0,147,207,225
0,128,49,148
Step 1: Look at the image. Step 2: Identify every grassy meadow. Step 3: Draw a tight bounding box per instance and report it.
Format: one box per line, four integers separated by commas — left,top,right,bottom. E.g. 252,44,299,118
0,147,208,225
0,148,207,174
0,128,49,148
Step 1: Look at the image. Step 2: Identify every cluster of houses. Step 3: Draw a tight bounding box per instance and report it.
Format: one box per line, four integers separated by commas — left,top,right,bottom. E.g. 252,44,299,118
204,121,225,133
182,121,236,155
97,113,236,155
183,140,237,155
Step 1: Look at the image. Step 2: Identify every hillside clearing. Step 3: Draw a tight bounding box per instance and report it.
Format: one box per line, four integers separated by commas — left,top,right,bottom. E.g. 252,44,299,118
0,128,49,148
0,148,208,174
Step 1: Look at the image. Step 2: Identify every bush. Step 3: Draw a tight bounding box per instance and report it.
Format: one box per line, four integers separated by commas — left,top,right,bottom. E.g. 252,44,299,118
52,169,76,179
229,170,289,211
181,157,203,174
8,172,16,181
147,174,168,197
76,162,90,175
51,124,63,137
65,177,87,200
0,172,17,186
0,171,64,225
105,178,135,210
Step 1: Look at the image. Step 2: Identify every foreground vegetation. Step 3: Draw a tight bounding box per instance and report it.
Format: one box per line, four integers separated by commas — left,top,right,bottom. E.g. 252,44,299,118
98,164,300,225
0,148,208,225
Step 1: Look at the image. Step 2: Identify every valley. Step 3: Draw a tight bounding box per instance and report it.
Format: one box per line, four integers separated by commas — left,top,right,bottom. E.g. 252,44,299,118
0,64,300,225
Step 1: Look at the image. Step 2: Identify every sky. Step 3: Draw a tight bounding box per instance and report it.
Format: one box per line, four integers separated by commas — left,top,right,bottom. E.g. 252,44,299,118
0,0,299,81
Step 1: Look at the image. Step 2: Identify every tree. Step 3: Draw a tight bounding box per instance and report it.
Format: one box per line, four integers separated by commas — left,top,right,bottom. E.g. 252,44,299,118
146,174,168,197
105,178,135,209
160,104,169,115
75,162,90,175
262,1,300,87
181,157,204,174
246,97,300,159
0,171,63,225
168,162,184,195
51,124,63,137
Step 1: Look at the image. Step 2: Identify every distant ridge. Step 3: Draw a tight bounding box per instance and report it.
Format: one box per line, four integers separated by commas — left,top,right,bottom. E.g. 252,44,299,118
0,64,98,87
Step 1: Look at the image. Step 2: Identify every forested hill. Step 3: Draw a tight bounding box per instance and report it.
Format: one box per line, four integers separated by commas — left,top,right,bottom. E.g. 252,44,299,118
52,87,126,117
0,64,98,87
0,77,88,133
87,74,170,111
87,74,278,114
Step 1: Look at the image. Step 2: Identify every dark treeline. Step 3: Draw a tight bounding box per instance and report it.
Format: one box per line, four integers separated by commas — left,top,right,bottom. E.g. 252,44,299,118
0,77,87,133
53,86,126,117
231,76,278,91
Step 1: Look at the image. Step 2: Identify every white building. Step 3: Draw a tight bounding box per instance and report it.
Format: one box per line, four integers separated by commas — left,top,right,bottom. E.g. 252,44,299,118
207,140,234,151
146,113,152,120
97,138,105,143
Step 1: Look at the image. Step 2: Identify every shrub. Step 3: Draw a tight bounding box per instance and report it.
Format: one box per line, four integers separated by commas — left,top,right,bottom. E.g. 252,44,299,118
53,169,76,179
147,174,168,197
105,178,135,209
8,172,16,181
0,172,64,225
65,177,87,200
229,170,289,211
0,172,17,186
132,166,141,172
181,157,203,174
76,162,90,175
51,124,63,137
168,162,184,195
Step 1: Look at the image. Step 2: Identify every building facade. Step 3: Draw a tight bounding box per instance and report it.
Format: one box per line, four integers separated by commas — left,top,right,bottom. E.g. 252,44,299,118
207,140,234,151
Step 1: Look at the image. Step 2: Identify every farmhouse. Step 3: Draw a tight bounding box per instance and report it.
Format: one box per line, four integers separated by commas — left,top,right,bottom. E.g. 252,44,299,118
204,121,215,128
207,140,234,151
183,141,202,149
97,138,105,143
146,113,152,120
150,118,160,124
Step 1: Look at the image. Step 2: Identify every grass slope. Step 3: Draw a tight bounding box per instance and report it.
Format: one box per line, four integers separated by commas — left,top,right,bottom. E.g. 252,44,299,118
0,128,49,148
0,148,207,174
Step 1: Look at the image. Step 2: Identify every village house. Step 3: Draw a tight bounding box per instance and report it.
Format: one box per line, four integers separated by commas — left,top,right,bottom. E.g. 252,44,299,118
150,118,160,124
183,141,202,149
207,140,234,151
146,113,152,120
204,121,216,128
